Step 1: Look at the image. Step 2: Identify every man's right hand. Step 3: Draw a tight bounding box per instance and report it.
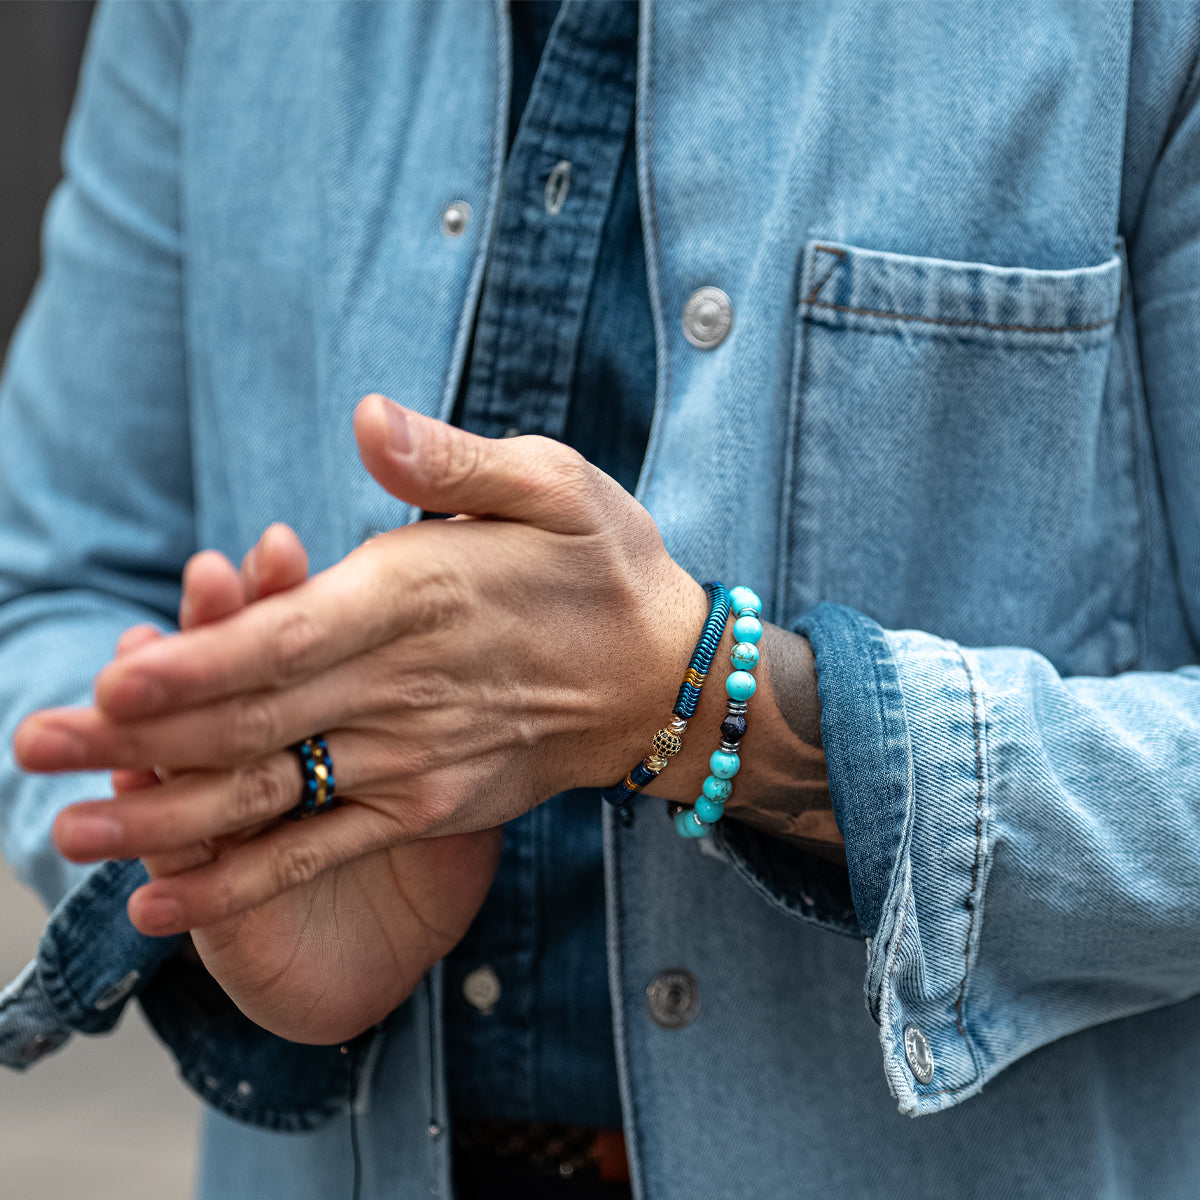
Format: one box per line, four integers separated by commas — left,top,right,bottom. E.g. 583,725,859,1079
68,524,503,1045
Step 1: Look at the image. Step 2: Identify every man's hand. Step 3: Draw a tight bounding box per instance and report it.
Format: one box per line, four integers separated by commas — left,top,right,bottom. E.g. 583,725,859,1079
18,395,705,920
103,520,502,1044
15,394,839,1041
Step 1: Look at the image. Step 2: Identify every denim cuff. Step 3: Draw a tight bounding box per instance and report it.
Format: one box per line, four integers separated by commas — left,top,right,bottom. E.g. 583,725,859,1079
0,856,374,1130
805,607,992,1114
793,603,912,939
715,603,993,1114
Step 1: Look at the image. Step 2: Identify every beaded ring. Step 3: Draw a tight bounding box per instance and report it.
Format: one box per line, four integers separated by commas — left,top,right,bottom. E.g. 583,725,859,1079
283,734,338,820
675,585,762,839
601,581,731,815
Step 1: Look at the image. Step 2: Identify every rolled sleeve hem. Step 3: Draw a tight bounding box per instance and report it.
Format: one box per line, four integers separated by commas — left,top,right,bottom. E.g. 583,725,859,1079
794,603,913,940
784,605,994,1113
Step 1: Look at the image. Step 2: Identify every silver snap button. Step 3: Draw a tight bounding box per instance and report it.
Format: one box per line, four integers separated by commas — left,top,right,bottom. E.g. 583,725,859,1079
646,968,700,1029
904,1024,934,1084
441,200,472,237
682,286,734,349
463,965,502,1014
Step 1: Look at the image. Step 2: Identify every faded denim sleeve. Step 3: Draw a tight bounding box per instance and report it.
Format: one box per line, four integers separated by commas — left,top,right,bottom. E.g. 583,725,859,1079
0,2,363,1124
0,0,194,907
747,31,1200,1117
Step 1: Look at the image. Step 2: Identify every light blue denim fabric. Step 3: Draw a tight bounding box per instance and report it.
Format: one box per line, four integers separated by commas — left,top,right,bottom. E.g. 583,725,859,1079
1,2,1200,1197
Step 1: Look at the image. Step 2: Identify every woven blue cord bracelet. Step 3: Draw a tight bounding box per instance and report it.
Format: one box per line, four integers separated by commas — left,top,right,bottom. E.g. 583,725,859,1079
600,581,731,812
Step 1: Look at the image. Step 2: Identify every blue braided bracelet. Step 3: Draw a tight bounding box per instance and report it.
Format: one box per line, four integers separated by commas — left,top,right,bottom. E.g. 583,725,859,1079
675,585,762,839
601,581,731,811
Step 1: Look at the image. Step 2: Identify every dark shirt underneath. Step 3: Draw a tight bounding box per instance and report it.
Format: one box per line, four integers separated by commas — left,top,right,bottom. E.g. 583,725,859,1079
441,0,653,1127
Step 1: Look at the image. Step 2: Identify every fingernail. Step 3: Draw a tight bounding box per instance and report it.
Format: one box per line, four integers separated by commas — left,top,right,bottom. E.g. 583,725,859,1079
64,814,123,857
383,401,412,455
137,895,182,933
178,593,193,629
27,725,86,768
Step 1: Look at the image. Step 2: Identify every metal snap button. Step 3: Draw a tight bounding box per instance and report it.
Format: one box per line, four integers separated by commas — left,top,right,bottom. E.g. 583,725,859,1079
19,1032,61,1064
441,200,472,237
682,286,734,349
462,965,502,1014
904,1024,934,1083
646,968,700,1029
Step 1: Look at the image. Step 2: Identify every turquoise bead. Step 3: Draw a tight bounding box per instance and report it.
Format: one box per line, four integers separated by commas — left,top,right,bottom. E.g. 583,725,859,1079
675,809,710,838
695,794,725,823
730,641,760,671
726,670,757,701
702,775,733,801
729,586,762,616
710,749,740,779
732,614,762,644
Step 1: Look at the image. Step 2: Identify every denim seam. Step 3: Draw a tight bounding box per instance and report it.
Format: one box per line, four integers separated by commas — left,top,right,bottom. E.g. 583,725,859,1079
1114,255,1153,666
802,244,845,303
436,0,511,426
629,0,667,514
920,645,986,1102
877,637,989,1107
952,647,985,1039
603,804,646,1200
882,892,911,1035
806,300,1119,335
772,246,820,621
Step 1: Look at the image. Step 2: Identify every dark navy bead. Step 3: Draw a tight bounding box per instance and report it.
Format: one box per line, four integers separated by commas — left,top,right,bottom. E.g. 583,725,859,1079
720,713,747,743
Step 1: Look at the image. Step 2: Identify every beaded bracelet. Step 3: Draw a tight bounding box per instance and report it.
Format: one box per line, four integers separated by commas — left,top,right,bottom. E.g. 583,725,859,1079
675,586,762,839
601,581,732,814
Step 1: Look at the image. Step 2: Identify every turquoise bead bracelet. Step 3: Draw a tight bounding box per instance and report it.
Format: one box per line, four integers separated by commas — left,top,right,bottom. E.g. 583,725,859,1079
675,585,763,839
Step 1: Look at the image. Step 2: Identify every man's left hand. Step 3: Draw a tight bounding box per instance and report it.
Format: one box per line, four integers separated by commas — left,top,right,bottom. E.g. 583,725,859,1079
16,394,707,936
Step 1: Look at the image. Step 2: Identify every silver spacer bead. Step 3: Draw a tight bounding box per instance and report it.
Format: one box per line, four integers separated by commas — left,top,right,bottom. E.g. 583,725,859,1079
726,701,748,714
719,740,741,753
669,716,688,733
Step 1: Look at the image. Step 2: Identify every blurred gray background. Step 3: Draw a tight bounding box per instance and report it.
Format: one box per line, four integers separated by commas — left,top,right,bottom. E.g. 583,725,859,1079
1,3,200,1196
0,864,199,1198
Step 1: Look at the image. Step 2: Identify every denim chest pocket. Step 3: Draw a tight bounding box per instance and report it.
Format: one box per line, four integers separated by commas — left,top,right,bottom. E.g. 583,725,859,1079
778,236,1138,674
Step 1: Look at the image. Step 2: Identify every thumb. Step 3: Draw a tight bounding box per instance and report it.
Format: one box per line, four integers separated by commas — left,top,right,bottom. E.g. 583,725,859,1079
352,393,610,534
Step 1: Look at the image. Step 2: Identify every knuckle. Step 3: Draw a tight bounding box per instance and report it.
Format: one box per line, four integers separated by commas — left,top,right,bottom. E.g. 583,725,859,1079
222,697,277,762
526,438,602,508
427,425,483,493
379,667,452,713
232,759,290,824
269,609,324,685
208,874,238,922
275,843,323,892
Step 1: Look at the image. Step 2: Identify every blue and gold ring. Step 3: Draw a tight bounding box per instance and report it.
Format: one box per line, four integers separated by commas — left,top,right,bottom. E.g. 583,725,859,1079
283,735,337,820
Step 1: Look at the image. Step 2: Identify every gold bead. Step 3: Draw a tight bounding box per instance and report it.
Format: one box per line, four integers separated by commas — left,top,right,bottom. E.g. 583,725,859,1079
652,727,683,758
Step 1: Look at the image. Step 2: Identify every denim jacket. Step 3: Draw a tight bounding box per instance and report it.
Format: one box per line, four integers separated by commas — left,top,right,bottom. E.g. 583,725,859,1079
2,2,1200,1197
